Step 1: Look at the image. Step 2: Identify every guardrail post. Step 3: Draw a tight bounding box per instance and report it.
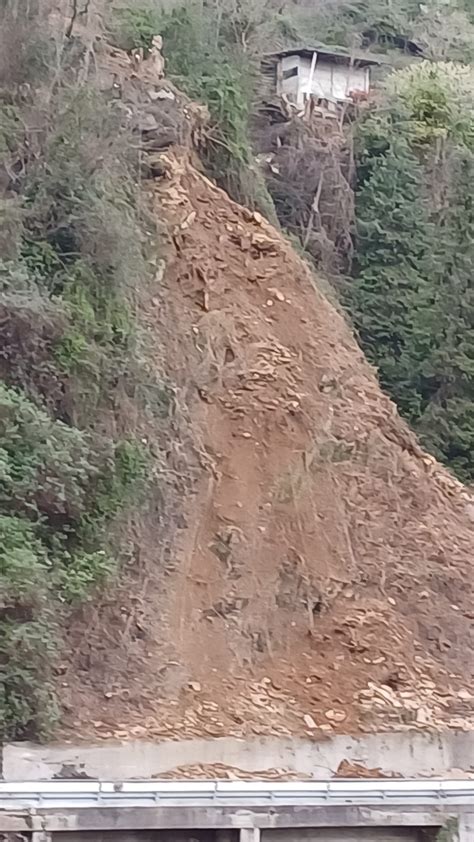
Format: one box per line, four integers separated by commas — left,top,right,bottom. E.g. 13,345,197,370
32,832,52,842
240,828,260,842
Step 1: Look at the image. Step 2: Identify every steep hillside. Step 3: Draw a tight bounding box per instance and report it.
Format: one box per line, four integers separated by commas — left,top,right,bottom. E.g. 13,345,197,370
61,152,474,742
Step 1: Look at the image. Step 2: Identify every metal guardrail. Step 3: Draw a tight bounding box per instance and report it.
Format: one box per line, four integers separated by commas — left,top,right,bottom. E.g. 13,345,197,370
1,780,474,809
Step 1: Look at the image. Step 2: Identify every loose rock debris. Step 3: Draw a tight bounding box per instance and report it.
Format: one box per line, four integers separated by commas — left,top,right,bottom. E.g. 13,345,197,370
61,151,474,745
159,764,314,781
335,760,402,779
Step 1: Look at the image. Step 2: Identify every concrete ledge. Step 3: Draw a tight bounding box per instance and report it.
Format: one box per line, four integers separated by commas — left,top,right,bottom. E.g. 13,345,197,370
0,805,463,832
3,732,474,781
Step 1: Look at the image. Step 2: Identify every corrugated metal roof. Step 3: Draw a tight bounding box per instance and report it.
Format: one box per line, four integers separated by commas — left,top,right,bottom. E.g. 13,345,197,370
265,45,382,67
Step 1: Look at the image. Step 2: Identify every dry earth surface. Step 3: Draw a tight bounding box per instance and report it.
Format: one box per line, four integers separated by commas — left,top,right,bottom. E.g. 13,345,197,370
60,151,474,744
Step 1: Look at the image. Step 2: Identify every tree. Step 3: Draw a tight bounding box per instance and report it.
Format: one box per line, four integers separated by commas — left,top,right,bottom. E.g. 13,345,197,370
347,62,474,481
348,125,438,419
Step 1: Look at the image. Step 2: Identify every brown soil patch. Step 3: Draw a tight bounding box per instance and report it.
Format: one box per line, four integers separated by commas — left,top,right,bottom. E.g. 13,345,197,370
61,153,473,744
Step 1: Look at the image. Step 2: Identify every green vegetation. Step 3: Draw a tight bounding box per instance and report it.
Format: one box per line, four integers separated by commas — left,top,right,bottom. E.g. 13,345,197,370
0,386,147,737
161,9,258,206
275,0,474,64
435,818,459,842
110,5,161,51
347,61,474,481
0,5,153,740
111,1,276,215
1,0,474,740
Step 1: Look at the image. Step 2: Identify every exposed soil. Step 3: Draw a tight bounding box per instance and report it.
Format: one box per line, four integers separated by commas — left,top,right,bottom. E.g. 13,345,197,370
158,764,314,781
61,152,473,744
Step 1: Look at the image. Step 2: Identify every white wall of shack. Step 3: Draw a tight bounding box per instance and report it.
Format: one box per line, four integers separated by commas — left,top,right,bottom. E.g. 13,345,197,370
280,55,369,105
280,54,301,97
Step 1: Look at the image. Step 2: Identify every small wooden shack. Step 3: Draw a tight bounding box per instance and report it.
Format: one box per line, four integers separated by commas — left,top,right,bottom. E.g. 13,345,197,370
265,46,380,110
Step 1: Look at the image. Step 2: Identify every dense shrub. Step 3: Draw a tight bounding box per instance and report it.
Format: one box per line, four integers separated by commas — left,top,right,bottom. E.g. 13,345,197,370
0,515,57,739
0,382,147,739
0,7,154,739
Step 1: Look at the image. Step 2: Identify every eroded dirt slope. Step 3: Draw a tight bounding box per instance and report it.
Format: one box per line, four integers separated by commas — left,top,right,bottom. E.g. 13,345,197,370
62,153,473,742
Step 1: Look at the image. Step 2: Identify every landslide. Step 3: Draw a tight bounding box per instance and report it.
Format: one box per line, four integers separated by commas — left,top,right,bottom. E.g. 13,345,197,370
61,148,474,742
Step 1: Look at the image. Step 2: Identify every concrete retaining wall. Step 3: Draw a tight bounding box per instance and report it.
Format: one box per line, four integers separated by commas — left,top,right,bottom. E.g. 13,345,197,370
3,732,474,781
53,830,422,842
